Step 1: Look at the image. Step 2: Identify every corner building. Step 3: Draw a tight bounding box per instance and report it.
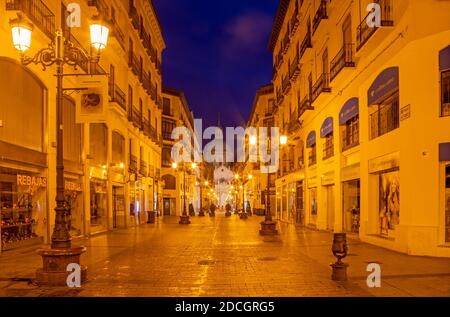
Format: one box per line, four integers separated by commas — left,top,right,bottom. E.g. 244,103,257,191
268,0,450,256
0,0,165,251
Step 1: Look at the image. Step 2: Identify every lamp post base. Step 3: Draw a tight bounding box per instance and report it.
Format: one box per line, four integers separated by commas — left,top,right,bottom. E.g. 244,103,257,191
35,246,87,286
198,211,205,217
239,212,248,219
330,261,349,281
179,215,191,224
259,220,278,235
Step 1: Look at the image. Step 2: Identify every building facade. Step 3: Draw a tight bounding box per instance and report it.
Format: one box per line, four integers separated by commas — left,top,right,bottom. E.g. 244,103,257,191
263,0,450,256
161,87,200,216
0,0,165,251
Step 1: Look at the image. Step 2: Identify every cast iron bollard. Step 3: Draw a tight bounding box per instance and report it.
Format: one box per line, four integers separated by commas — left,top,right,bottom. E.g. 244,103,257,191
330,232,349,281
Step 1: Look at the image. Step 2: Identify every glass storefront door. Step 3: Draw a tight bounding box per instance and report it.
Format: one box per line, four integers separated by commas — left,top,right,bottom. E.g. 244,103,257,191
295,181,304,225
343,180,360,233
90,179,108,234
309,188,318,226
113,186,125,229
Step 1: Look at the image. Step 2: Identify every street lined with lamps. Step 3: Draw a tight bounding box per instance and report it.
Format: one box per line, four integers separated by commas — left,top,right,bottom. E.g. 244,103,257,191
9,12,110,285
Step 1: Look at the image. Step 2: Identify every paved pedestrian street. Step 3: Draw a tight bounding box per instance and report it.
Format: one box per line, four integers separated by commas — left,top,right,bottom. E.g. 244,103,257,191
1,213,450,297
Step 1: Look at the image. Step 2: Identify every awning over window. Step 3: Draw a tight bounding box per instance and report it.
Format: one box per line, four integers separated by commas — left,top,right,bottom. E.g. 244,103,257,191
439,143,450,161
440,45,450,71
339,98,359,125
320,117,333,138
306,131,316,148
368,67,399,106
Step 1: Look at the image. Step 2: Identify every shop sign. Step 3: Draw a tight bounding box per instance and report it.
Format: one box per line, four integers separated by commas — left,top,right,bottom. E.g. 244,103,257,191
368,152,400,174
17,174,47,188
65,180,82,192
308,176,318,189
400,104,411,121
321,171,335,186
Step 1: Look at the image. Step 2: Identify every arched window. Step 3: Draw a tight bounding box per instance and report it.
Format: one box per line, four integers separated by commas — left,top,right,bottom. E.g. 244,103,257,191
0,58,46,152
162,174,176,190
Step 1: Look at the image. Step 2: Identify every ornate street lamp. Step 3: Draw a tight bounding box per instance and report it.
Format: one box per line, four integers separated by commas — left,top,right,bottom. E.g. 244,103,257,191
260,134,287,236
10,14,109,286
172,162,197,224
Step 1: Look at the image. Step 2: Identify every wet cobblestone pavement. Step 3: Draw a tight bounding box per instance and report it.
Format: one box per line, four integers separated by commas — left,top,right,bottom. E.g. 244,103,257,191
1,213,450,297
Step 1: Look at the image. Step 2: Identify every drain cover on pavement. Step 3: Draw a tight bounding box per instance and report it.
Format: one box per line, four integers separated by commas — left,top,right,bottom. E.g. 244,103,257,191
198,260,215,266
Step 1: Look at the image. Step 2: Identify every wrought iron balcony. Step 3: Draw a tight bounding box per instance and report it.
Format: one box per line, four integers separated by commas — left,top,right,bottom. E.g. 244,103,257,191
108,83,127,111
282,28,290,54
129,3,140,30
357,0,394,51
87,0,109,18
142,71,151,94
298,96,314,118
312,0,328,35
128,107,142,129
282,74,291,94
290,2,300,36
299,30,312,60
142,118,150,137
150,82,157,101
330,43,355,82
129,154,138,173
140,160,148,176
110,16,126,51
6,0,55,39
128,51,141,78
289,49,300,82
311,73,331,103
288,112,301,134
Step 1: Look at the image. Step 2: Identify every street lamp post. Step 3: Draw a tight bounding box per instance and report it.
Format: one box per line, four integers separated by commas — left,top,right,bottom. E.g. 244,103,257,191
260,134,287,236
172,162,196,224
9,14,109,285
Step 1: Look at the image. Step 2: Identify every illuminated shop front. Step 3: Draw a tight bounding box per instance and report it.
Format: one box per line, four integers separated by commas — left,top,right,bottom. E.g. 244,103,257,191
90,178,108,234
1,169,47,251
65,178,84,238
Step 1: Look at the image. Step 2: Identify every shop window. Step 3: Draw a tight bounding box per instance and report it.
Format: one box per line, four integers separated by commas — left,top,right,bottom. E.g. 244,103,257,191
370,92,399,139
323,133,334,160
445,165,450,242
90,180,108,233
343,180,360,233
0,59,45,152
1,168,47,250
309,187,318,226
342,116,359,151
441,70,450,117
379,170,400,236
63,97,82,163
308,146,317,166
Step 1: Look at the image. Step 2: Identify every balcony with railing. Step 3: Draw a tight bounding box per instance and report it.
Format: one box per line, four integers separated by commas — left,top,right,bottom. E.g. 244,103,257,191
357,0,394,51
87,0,109,18
288,110,301,134
129,154,138,173
140,160,148,176
299,29,312,60
110,16,126,51
149,125,157,143
289,49,300,82
142,118,150,138
142,71,151,94
6,0,55,39
299,95,314,119
342,126,360,152
282,74,291,94
128,107,142,129
108,83,127,111
282,28,290,54
311,73,331,103
290,2,299,36
128,2,140,30
330,43,355,82
312,0,328,35
128,51,141,78
149,82,157,101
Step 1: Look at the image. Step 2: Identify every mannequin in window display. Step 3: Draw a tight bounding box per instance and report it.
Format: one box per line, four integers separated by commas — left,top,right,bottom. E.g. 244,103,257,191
388,177,400,228
380,200,389,235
